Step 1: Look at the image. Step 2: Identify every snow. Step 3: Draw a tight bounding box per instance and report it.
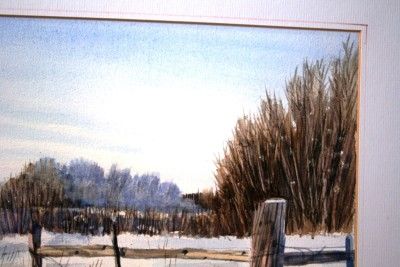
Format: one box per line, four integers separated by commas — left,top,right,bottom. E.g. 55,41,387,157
40,231,251,251
43,257,248,267
38,230,346,252
0,230,348,253
284,234,346,252
0,231,349,266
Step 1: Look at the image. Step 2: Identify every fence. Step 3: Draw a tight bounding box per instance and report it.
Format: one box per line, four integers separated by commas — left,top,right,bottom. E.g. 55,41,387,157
1,199,355,267
250,198,355,267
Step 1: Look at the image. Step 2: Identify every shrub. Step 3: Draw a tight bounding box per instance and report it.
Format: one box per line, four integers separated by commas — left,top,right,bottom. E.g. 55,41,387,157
214,40,358,236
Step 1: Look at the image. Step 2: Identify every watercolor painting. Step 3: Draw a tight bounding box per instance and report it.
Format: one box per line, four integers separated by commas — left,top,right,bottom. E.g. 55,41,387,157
0,16,358,267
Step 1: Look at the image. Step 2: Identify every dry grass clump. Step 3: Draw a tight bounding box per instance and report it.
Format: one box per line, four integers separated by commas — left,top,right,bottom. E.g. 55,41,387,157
215,40,358,236
0,160,65,210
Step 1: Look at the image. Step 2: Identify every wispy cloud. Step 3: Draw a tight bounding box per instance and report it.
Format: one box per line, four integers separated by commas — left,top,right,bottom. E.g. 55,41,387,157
0,17,358,192
0,114,140,152
0,136,137,173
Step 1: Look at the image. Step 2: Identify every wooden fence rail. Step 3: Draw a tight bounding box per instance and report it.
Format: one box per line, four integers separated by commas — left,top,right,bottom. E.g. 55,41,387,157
23,199,355,267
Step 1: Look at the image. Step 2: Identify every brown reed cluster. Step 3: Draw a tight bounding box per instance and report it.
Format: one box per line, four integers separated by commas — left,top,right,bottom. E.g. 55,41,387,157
0,161,65,210
214,40,358,236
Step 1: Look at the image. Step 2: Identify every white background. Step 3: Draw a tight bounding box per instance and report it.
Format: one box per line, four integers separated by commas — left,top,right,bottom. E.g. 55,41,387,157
1,1,399,266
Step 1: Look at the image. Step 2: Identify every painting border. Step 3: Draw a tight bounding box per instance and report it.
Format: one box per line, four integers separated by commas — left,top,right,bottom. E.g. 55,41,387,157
0,2,368,266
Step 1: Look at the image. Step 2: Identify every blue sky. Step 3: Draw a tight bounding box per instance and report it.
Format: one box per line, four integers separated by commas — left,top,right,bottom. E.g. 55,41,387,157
0,17,358,192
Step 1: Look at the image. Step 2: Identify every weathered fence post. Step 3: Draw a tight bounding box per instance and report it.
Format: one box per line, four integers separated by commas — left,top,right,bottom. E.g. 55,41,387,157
251,198,286,267
28,216,42,267
111,211,122,267
346,234,354,267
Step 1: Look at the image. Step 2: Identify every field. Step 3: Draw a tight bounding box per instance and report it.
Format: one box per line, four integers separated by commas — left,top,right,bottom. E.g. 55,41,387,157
0,230,348,266
0,17,358,267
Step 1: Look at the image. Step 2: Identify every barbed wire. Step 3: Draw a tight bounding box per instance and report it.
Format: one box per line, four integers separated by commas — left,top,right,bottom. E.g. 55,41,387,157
0,248,353,267
0,245,346,252
0,241,350,266
250,243,353,259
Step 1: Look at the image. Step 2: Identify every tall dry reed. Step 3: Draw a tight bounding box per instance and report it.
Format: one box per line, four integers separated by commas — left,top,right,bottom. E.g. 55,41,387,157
214,40,358,236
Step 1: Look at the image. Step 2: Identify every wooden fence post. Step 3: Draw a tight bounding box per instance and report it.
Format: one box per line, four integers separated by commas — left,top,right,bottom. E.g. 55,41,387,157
28,219,42,267
346,234,354,267
111,212,122,267
251,198,286,267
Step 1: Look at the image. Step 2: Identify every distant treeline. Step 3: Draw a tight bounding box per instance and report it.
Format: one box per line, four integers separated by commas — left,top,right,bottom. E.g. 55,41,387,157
0,207,223,237
0,158,195,211
0,41,358,238
182,189,216,211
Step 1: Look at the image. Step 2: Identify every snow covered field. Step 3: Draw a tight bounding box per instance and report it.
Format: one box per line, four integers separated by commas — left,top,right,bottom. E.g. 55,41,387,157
0,231,348,266
39,230,347,252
